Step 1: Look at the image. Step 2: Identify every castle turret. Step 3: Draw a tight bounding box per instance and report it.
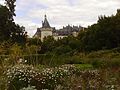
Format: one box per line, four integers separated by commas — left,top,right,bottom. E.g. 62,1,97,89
42,15,50,28
40,15,53,41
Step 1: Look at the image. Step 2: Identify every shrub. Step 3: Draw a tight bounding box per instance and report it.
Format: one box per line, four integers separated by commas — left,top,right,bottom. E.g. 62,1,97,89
75,64,93,70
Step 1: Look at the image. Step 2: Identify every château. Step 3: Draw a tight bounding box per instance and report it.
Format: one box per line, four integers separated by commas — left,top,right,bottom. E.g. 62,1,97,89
34,15,84,41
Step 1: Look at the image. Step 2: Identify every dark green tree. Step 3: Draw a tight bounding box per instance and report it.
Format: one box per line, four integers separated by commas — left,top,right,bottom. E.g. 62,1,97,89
77,9,120,52
0,2,27,44
40,36,56,53
27,38,42,46
5,0,16,21
0,5,11,41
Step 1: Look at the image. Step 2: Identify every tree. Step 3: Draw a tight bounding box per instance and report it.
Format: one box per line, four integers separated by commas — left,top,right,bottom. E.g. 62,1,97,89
0,5,11,41
40,36,56,53
5,0,16,21
10,25,27,44
27,38,42,46
77,9,120,52
0,3,27,44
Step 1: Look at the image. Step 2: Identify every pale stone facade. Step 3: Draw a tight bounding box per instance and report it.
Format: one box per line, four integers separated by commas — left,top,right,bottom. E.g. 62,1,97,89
41,28,53,41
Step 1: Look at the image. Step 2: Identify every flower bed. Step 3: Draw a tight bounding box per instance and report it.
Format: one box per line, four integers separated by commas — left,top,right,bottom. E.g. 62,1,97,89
5,64,120,90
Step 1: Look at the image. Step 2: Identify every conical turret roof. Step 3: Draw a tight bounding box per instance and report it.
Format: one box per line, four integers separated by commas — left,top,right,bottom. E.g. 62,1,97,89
42,15,50,28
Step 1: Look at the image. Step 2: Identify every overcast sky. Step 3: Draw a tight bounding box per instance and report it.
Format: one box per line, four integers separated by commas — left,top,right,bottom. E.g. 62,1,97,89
0,0,120,36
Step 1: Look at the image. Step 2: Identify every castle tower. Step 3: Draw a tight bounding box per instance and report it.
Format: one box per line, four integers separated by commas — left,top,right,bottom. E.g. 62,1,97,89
41,15,53,41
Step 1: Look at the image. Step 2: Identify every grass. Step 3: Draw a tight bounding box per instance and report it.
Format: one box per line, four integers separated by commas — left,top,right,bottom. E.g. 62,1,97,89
74,64,93,70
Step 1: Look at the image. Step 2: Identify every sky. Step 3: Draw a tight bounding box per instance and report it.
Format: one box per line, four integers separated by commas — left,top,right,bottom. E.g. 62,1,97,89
0,0,120,37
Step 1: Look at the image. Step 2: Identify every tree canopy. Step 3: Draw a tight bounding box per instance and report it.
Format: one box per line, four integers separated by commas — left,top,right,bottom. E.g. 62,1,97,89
78,10,120,52
0,1,27,44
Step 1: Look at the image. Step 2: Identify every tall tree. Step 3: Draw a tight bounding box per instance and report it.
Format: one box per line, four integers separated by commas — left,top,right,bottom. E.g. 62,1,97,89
5,0,16,21
0,4,27,44
0,5,11,41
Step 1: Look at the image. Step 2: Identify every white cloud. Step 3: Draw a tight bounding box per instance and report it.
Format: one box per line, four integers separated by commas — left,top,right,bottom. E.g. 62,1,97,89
0,0,5,5
1,0,120,36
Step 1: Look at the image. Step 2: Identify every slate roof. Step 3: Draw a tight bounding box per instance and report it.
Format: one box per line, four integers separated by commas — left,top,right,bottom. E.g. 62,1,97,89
42,15,50,28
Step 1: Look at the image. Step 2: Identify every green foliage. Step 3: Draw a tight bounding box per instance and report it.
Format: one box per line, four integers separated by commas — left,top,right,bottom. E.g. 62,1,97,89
53,45,72,55
0,41,11,55
0,3,27,44
12,48,120,68
10,25,27,44
24,45,38,55
0,5,11,42
9,44,22,56
78,11,120,52
64,55,83,64
75,64,93,70
9,43,23,64
40,36,56,53
27,38,41,46
86,48,120,58
40,35,80,55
